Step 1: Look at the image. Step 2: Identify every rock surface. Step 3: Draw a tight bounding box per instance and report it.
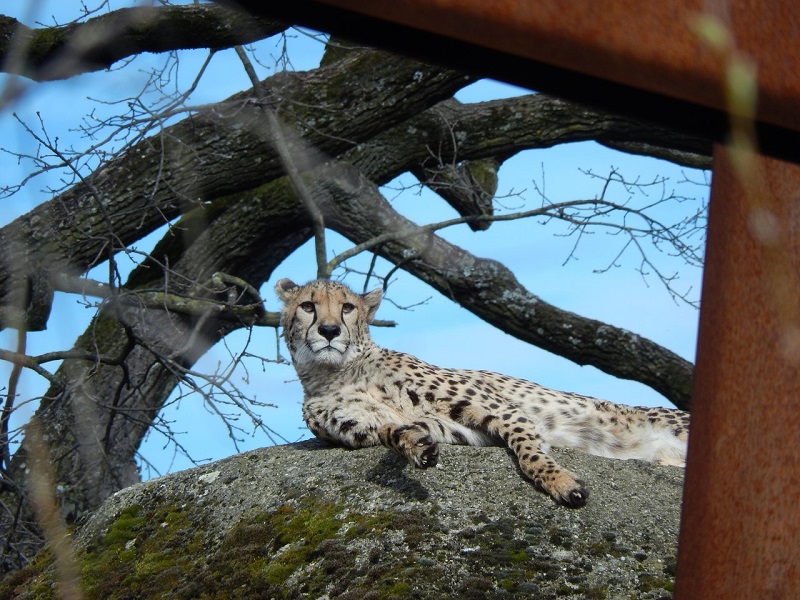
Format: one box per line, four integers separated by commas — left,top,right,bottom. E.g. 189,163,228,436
3,440,684,599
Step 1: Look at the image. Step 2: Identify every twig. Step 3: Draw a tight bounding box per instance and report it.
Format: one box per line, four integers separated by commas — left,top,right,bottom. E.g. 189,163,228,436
1,328,27,475
233,45,329,279
326,198,621,272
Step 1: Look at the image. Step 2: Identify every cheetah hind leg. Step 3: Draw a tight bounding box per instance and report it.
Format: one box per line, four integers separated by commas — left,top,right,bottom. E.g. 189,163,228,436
378,423,439,468
490,414,588,507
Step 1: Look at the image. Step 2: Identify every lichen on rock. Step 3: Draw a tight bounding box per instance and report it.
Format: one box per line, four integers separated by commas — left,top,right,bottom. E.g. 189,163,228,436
1,440,684,599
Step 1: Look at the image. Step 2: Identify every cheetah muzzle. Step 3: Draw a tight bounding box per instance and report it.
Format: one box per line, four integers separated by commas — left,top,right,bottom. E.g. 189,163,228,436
276,278,689,508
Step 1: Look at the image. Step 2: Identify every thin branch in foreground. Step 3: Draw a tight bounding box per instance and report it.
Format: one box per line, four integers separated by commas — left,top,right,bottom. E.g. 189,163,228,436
233,45,329,279
1,328,27,476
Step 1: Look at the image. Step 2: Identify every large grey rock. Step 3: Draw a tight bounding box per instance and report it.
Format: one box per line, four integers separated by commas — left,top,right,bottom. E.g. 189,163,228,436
5,441,683,599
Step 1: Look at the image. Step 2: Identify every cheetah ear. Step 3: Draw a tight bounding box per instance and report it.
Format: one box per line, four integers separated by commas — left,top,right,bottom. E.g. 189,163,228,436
275,278,299,303
361,287,383,322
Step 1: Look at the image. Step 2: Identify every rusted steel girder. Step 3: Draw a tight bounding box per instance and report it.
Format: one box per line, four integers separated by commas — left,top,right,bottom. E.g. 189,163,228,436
675,146,800,597
239,0,800,162
222,0,800,595
309,0,800,134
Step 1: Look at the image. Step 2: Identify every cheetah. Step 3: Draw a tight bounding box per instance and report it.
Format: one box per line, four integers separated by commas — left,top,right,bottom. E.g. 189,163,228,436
275,278,689,508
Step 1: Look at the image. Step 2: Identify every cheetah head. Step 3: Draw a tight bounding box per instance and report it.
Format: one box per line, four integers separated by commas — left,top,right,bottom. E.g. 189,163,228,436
275,278,382,370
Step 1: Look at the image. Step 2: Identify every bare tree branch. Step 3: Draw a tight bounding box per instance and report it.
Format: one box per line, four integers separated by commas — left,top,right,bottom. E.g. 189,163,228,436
346,96,712,184
314,162,696,409
599,140,712,169
0,5,290,81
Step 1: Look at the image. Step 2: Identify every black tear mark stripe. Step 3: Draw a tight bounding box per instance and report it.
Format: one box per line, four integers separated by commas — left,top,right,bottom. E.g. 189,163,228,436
303,309,319,340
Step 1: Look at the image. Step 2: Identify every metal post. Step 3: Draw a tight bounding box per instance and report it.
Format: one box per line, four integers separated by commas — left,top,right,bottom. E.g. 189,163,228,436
675,146,800,597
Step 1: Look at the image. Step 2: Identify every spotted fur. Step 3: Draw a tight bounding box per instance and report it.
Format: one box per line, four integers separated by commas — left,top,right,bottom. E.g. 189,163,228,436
275,278,690,508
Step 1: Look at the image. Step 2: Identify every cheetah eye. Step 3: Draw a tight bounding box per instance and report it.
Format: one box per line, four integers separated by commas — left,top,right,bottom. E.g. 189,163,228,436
341,302,356,315
299,301,315,313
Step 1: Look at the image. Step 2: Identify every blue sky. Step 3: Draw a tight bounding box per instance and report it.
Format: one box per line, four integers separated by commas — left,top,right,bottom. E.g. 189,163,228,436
0,1,706,477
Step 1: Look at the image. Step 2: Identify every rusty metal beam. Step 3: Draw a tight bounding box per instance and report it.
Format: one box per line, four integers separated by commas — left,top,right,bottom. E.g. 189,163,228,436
676,146,800,597
234,0,800,162
310,0,800,134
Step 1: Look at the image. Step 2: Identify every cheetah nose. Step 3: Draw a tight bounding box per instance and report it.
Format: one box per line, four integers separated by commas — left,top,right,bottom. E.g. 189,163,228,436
318,324,341,341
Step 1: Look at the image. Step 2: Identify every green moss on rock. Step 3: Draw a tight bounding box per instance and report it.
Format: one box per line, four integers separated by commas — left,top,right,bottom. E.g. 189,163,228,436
3,443,683,599
3,496,453,600
80,504,205,598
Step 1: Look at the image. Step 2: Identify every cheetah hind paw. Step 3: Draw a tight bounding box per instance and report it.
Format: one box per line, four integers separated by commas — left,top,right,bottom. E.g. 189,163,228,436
533,474,589,509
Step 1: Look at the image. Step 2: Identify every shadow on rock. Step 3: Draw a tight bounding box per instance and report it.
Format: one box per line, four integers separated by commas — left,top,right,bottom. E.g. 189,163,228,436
366,451,430,501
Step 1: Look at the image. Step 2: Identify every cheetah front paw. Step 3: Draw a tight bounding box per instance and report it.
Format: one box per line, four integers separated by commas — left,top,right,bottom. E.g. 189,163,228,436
549,478,589,508
380,424,439,469
401,431,439,469
411,435,440,468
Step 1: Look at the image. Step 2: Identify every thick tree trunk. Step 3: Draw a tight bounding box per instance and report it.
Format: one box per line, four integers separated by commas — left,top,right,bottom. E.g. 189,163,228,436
2,209,312,571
